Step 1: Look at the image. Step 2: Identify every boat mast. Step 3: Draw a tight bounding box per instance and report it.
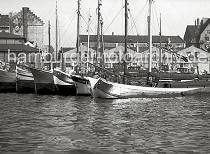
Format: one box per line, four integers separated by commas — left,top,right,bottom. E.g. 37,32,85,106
55,0,58,62
148,0,153,73
76,0,81,74
96,0,102,66
100,18,104,65
123,0,128,84
159,13,162,70
87,13,91,73
48,21,53,69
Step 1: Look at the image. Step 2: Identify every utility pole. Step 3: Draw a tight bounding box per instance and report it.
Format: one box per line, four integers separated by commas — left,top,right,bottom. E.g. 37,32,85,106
76,0,81,74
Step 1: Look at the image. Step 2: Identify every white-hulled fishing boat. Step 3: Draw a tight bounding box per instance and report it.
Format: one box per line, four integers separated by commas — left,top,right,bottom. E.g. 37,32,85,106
29,67,56,94
16,66,34,93
71,75,91,95
90,78,210,99
90,0,210,99
53,69,76,95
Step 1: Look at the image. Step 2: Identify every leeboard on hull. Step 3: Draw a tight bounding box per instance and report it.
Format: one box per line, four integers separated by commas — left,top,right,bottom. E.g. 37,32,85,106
0,69,16,93
92,78,210,99
53,69,76,95
29,68,56,94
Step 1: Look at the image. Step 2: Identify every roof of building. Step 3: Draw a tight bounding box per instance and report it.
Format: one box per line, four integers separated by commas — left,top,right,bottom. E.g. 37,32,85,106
62,47,75,53
80,35,185,44
0,31,25,40
0,14,9,27
184,25,198,39
198,18,210,39
0,44,39,52
178,45,209,54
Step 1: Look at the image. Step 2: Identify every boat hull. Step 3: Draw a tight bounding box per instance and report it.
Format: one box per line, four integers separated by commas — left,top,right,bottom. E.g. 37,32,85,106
16,67,34,93
0,69,16,93
16,80,34,93
53,69,76,95
86,77,100,97
30,68,56,94
71,75,90,95
92,78,210,99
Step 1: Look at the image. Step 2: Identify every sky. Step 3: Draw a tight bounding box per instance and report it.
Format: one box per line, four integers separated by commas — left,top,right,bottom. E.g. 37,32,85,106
0,0,210,48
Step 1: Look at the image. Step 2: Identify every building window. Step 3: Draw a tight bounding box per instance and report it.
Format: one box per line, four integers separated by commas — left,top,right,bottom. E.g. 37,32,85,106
195,52,200,61
205,36,209,41
6,39,15,44
0,39,6,44
207,30,210,34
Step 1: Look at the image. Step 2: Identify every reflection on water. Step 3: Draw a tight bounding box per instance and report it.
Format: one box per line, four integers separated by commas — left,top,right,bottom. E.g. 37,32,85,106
0,93,210,153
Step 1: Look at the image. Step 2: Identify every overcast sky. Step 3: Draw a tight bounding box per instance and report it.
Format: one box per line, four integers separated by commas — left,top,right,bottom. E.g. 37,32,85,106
0,0,210,48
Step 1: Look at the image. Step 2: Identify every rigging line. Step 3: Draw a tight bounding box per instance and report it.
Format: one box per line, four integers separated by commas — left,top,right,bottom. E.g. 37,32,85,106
59,10,78,38
80,15,95,34
115,0,149,44
153,2,160,31
80,9,96,32
128,10,139,35
103,6,124,34
133,0,148,22
151,6,157,35
61,11,77,35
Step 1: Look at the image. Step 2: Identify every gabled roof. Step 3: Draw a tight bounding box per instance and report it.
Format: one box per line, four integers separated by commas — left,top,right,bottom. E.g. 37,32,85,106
63,45,96,55
104,45,136,53
0,31,25,40
62,47,75,53
0,44,39,52
184,25,197,39
198,18,210,39
178,45,209,55
199,18,210,34
80,35,185,44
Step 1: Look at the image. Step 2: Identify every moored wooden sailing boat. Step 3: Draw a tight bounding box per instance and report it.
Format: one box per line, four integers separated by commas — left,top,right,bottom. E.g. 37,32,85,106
53,69,76,95
91,78,210,99
71,74,91,95
90,0,210,99
70,0,97,96
16,66,34,93
0,68,16,93
29,67,56,94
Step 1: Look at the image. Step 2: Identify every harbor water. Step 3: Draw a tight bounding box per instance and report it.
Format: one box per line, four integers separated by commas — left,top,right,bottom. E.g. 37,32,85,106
0,93,210,154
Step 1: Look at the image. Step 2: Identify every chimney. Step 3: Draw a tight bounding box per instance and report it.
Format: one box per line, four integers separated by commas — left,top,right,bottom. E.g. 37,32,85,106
22,7,29,41
197,18,200,26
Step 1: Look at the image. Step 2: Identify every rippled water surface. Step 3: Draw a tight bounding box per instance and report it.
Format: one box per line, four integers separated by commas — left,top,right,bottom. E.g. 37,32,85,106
0,93,210,154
